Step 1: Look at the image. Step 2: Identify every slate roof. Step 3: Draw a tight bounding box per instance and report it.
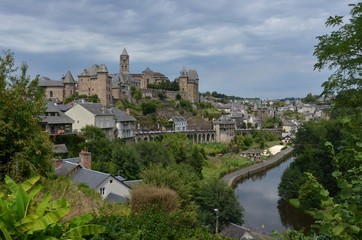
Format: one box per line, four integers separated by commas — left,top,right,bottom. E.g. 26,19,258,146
79,103,113,116
71,168,110,188
111,107,136,122
221,223,257,240
41,102,74,124
62,70,76,83
105,192,128,203
38,77,63,87
62,157,79,164
52,144,68,154
55,161,79,176
169,116,187,122
115,175,125,181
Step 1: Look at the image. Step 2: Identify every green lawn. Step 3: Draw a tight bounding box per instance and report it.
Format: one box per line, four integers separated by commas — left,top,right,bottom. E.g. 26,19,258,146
202,154,252,179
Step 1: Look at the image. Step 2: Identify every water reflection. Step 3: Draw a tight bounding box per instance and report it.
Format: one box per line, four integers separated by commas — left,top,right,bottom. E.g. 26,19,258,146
234,158,313,234
277,199,314,233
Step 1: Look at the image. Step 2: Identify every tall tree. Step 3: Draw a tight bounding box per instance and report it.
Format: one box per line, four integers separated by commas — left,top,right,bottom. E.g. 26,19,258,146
0,50,52,181
314,3,362,110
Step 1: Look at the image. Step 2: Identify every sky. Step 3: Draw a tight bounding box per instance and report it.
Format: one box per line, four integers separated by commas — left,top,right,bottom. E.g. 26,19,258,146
0,0,358,99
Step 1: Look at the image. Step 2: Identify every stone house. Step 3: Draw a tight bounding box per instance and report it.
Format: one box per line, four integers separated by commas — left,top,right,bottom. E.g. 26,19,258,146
38,70,77,102
213,115,236,144
78,64,112,106
40,101,74,135
65,102,115,138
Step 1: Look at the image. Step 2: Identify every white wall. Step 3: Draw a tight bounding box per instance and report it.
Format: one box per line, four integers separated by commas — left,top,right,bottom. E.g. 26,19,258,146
65,104,94,132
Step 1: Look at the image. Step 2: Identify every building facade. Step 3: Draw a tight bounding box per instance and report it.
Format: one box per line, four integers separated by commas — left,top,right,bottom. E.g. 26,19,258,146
78,64,112,106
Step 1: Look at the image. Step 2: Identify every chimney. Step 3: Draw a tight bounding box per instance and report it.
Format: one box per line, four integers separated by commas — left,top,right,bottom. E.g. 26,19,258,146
79,150,92,169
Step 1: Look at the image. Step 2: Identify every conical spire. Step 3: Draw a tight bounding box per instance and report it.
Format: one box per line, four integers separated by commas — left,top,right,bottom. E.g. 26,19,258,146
62,70,75,83
121,48,128,56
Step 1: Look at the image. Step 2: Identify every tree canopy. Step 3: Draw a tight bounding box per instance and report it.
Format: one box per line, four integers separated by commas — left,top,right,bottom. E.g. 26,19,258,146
0,50,53,181
314,3,362,109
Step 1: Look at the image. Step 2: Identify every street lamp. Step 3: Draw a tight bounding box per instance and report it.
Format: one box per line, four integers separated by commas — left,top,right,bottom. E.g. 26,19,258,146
214,208,220,233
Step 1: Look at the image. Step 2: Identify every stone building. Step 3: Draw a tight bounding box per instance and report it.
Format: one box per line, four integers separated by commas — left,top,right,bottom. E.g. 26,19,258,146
38,70,76,102
213,115,236,144
78,64,112,106
176,67,199,103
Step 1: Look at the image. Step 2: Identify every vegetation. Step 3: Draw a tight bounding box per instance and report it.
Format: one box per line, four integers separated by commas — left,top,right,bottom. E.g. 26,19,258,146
276,3,362,239
0,50,53,182
0,175,105,239
147,79,180,91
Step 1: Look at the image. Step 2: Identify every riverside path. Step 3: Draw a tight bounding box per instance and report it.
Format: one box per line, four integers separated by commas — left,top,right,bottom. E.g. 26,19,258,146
222,146,294,187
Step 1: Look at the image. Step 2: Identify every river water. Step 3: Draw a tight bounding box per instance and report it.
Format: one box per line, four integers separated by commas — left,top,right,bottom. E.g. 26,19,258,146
234,157,314,234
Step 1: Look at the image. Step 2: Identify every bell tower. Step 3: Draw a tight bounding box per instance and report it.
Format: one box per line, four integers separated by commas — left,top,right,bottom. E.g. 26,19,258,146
120,48,129,75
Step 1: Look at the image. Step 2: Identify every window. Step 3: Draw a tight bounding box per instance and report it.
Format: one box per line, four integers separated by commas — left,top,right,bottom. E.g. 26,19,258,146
99,187,105,195
49,91,53,98
110,179,113,183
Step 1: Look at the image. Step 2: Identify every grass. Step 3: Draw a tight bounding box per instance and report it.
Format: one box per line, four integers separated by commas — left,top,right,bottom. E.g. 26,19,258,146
198,143,229,156
202,154,252,179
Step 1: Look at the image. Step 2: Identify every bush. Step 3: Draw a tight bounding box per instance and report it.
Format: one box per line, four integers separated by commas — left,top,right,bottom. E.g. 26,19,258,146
131,185,179,213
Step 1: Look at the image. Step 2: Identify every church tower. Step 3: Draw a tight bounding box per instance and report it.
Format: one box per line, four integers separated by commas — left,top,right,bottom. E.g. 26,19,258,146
120,48,129,76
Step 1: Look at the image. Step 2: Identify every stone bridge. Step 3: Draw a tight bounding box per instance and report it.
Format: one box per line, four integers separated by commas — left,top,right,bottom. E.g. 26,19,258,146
134,130,216,144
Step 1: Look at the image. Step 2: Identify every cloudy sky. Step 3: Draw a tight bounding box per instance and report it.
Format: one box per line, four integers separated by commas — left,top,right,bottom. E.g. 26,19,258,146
0,0,357,99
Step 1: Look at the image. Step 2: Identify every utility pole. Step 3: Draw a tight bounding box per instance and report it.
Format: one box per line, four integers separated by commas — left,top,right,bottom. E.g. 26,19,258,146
214,208,219,233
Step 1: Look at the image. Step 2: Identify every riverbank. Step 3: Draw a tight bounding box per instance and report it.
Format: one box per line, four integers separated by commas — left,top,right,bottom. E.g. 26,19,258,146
222,146,294,187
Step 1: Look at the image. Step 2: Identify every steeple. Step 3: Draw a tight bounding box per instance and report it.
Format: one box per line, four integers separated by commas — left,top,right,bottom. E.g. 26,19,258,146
121,48,128,56
120,48,129,75
62,70,75,84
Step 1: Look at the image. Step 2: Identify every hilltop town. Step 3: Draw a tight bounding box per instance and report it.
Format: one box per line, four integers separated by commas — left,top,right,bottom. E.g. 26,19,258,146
38,48,331,145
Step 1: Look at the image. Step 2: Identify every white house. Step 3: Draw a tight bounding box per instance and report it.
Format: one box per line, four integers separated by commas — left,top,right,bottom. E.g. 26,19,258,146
168,116,188,131
65,102,115,138
55,151,132,202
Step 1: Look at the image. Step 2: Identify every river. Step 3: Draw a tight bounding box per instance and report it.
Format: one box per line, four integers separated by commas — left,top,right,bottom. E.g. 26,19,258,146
234,157,314,234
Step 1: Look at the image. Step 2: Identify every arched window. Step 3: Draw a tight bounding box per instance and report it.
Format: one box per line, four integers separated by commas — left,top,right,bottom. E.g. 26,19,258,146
49,91,53,98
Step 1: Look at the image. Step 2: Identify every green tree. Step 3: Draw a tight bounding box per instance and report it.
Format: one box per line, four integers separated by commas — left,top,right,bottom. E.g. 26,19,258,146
78,125,112,172
0,50,53,181
193,178,244,231
314,3,362,109
110,140,141,179
141,100,158,115
134,141,175,168
0,175,105,239
140,164,200,209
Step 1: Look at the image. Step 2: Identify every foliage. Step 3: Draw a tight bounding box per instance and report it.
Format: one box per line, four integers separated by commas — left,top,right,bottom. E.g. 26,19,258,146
278,119,344,202
140,164,200,209
141,100,159,115
281,110,305,121
110,140,141,179
78,125,112,173
0,50,53,181
90,208,221,240
302,93,320,104
0,175,105,239
262,115,283,128
133,141,175,168
192,178,244,231
200,143,230,156
130,185,179,213
202,155,251,179
314,3,362,109
278,165,306,200
147,79,180,91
